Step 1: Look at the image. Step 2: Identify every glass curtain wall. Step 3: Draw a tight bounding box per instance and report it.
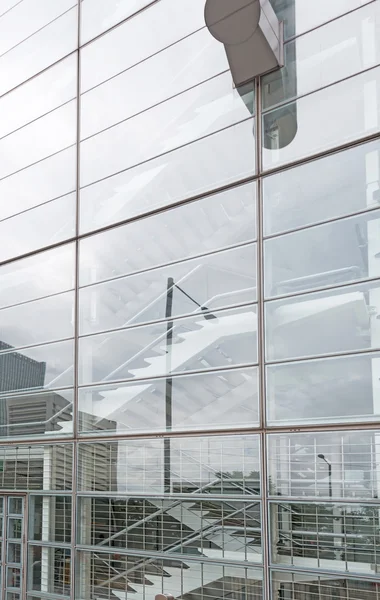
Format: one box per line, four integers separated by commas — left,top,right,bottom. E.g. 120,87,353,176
0,1,379,600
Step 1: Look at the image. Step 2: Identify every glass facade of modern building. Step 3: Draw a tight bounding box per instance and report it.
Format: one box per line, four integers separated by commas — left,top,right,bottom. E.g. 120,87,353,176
0,0,379,599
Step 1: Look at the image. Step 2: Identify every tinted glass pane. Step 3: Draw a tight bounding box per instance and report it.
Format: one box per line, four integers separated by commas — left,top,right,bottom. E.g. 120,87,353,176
81,0,208,88
79,244,257,335
270,501,380,574
0,8,77,97
263,140,380,236
263,2,380,109
79,304,258,385
81,27,227,138
0,244,74,308
265,279,380,361
81,73,253,187
0,339,74,394
0,445,72,491
78,496,262,563
0,194,76,263
0,147,76,220
267,430,380,499
263,67,380,169
78,435,261,494
266,351,380,425
79,366,259,435
28,546,70,596
29,496,71,543
80,119,255,232
264,210,380,297
0,291,74,350
79,182,256,285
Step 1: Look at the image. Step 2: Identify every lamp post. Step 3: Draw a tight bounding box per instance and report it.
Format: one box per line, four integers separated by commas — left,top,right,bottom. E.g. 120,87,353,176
164,277,216,492
318,453,332,498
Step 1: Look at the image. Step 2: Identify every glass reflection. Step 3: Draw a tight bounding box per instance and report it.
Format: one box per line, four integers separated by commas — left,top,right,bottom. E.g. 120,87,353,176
29,496,71,543
263,139,380,236
78,496,261,562
28,546,71,596
79,366,259,435
80,119,255,233
263,2,380,110
81,72,253,187
79,304,258,385
271,501,380,574
265,279,380,362
79,182,256,285
264,209,380,297
263,66,380,169
78,435,261,494
268,430,380,499
267,351,380,425
80,243,257,335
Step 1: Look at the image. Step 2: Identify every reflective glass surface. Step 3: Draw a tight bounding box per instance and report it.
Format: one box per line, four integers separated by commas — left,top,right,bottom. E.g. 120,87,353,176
80,119,255,232
78,435,261,494
263,66,380,169
79,182,256,283
265,279,380,362
29,496,71,543
263,2,380,110
79,304,258,385
79,366,259,435
271,570,380,600
264,209,380,297
268,430,380,499
266,351,380,425
263,139,380,236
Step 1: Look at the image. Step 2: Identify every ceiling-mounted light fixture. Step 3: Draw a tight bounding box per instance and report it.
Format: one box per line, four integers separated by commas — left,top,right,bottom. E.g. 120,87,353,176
204,0,283,87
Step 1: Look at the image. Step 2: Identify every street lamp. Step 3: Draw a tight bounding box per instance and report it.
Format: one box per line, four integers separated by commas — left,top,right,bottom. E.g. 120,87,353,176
164,277,217,492
318,454,332,498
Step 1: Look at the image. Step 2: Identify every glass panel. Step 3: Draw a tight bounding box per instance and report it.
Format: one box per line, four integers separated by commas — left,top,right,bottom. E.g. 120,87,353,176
7,543,22,565
0,8,78,97
8,499,22,515
0,1,21,17
81,0,152,43
28,546,70,596
81,27,228,139
271,501,380,575
271,569,379,600
266,351,380,426
0,291,74,350
81,0,209,88
264,209,380,297
6,567,21,588
0,0,75,56
80,119,255,233
6,593,19,600
0,147,76,221
79,366,259,435
267,430,380,500
81,72,253,187
78,497,262,563
0,389,74,439
79,304,258,386
78,435,261,494
0,101,76,180
80,243,257,335
0,444,73,491
7,520,22,540
0,193,76,263
263,139,380,236
0,340,74,393
272,0,372,40
265,279,380,362
0,244,74,309
76,550,263,600
0,54,76,140
263,67,380,170
263,2,380,110
79,182,257,286
29,496,71,543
